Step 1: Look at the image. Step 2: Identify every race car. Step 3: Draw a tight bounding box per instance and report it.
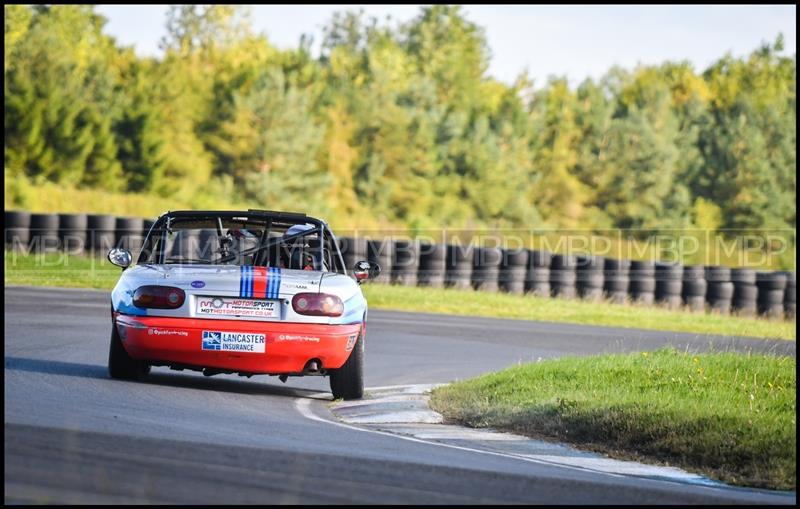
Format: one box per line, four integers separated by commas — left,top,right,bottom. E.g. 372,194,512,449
106,209,380,400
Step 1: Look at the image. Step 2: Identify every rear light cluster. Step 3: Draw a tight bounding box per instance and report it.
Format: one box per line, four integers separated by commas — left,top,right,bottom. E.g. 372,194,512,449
292,292,343,317
133,285,186,309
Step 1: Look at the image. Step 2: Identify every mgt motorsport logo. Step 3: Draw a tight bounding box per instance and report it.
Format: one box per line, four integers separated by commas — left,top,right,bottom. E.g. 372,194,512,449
202,331,222,350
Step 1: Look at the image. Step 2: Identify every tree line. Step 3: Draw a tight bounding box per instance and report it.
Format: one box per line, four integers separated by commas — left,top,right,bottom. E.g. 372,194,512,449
4,5,796,235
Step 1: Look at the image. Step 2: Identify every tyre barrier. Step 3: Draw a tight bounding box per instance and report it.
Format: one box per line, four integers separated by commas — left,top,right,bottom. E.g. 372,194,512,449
392,239,420,286
338,236,368,275
499,248,528,295
629,260,656,304
551,254,577,299
756,272,786,318
418,242,447,288
87,214,116,253
472,247,502,292
115,216,145,254
5,210,31,249
30,213,60,251
703,265,733,314
784,272,796,319
58,213,88,255
603,257,630,304
525,249,551,296
445,244,473,290
655,262,683,308
576,254,604,301
367,239,393,284
731,268,757,317
5,209,798,321
681,265,707,312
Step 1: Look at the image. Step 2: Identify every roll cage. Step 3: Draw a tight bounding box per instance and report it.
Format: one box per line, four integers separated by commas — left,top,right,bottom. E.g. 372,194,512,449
137,210,348,275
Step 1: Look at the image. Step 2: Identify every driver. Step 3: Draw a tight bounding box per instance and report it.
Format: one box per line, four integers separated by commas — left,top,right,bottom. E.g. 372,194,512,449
283,224,317,270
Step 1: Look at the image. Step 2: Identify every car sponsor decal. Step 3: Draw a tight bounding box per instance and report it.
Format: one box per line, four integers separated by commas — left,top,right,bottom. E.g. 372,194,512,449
196,296,280,318
276,333,320,343
201,330,266,353
148,328,189,337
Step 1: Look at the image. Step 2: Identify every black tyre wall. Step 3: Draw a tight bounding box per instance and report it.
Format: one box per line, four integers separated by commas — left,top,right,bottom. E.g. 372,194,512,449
392,240,419,286
367,239,393,284
5,210,31,249
418,242,446,288
58,213,88,254
445,244,473,289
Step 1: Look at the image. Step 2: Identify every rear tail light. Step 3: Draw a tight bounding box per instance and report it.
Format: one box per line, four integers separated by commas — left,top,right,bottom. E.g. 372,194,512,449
133,285,186,309
292,292,344,317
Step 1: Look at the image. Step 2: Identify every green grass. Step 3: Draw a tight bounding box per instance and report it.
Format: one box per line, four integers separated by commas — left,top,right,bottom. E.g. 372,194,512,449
4,250,796,340
429,348,796,490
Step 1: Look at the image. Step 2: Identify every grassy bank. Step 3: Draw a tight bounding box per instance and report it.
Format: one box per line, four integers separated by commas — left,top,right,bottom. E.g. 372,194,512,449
4,250,796,340
429,348,796,490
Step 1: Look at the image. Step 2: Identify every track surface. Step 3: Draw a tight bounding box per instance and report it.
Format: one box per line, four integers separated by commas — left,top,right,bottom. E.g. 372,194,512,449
4,286,796,504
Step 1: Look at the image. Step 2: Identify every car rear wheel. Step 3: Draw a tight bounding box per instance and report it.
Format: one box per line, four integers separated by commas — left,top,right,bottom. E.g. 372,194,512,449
108,323,150,380
329,328,364,400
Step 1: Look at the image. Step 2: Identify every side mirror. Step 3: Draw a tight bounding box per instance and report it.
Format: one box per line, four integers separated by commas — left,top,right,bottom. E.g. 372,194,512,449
353,260,380,283
108,248,132,269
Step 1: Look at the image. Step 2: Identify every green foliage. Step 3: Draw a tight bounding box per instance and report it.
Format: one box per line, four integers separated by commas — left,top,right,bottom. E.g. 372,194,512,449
3,6,796,243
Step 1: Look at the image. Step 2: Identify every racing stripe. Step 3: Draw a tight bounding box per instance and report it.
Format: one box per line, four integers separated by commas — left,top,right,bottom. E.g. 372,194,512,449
247,266,254,298
253,266,267,299
239,266,245,297
272,267,281,299
267,266,276,299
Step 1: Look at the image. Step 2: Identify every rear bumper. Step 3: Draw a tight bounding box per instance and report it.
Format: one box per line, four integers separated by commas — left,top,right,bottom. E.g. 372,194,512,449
114,314,362,374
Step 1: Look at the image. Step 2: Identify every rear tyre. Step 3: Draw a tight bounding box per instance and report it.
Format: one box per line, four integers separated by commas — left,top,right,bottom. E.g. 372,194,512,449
108,323,149,380
329,327,364,400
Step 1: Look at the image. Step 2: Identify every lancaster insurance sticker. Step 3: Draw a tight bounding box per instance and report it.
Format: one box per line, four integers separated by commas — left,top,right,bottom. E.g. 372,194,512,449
196,297,279,318
202,331,266,353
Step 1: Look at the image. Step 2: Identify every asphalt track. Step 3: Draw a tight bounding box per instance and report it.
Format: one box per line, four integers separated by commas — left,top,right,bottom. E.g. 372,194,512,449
4,285,796,504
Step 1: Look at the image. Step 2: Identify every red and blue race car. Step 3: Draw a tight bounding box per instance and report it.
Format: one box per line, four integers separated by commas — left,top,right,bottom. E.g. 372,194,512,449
107,209,380,400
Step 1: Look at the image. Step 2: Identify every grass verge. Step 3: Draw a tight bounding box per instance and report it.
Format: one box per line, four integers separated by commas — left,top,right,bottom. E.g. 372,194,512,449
4,250,796,340
429,348,796,490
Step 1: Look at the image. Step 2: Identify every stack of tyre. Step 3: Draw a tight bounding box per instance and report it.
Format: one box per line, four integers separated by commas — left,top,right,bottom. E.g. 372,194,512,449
629,260,656,305
392,239,419,286
116,216,145,254
367,239,393,284
58,213,88,254
418,242,446,288
784,272,796,319
705,266,734,314
681,265,707,312
339,237,368,276
30,213,60,251
87,214,116,253
445,244,473,290
576,254,604,301
655,262,683,308
603,257,630,304
756,272,786,319
472,247,502,292
5,210,30,250
525,250,551,297
730,268,758,317
499,248,528,295
550,254,577,299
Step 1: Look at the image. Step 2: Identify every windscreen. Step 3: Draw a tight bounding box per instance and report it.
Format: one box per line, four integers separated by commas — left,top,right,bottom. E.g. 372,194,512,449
140,216,338,272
